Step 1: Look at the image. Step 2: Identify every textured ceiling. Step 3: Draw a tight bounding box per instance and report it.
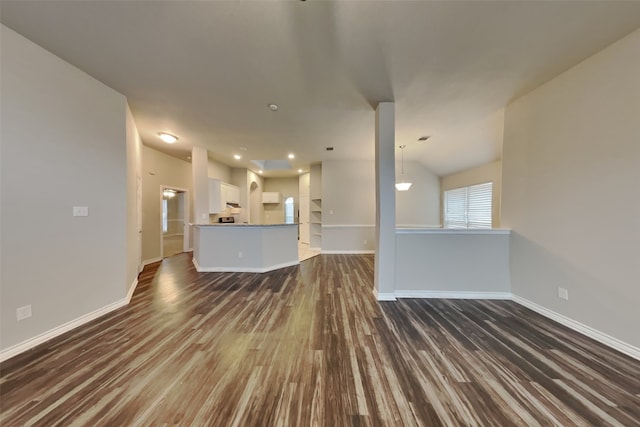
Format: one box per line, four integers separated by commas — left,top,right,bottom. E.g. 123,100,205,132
2,1,640,176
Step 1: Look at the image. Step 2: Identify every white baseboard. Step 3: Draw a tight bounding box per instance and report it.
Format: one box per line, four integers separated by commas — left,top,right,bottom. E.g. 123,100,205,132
373,289,397,301
0,298,128,363
512,295,640,361
193,257,299,274
126,278,139,303
395,290,511,300
321,250,375,254
141,257,162,268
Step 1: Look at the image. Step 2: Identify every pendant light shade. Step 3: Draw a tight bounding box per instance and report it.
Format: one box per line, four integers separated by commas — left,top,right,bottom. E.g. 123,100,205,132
396,145,412,191
395,181,412,191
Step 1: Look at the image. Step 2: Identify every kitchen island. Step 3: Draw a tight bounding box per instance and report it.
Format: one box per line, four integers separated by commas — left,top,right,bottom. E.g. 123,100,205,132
192,223,299,273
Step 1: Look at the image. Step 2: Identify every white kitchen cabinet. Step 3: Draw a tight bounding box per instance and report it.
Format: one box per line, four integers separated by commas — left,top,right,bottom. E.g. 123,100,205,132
262,192,281,204
222,183,240,205
209,179,240,213
209,179,223,213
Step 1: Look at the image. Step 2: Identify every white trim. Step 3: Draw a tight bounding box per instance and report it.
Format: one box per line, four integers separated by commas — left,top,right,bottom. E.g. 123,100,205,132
126,278,139,303
193,257,299,274
396,228,511,235
396,224,442,228
373,289,397,301
321,250,375,254
0,298,128,363
512,295,640,361
310,247,321,252
322,224,375,228
395,290,511,300
141,256,162,268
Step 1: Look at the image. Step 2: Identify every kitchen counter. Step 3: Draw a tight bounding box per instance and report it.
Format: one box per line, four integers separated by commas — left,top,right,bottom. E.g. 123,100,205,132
192,223,298,273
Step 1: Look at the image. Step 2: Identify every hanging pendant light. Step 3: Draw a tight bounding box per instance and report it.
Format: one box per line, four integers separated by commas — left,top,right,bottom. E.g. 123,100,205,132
395,145,412,191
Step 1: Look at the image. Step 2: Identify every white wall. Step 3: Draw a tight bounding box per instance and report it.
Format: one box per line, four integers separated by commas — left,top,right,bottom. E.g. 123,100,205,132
247,170,264,225
441,160,502,227
142,145,192,263
322,159,440,252
263,177,299,224
502,29,640,348
396,160,440,227
208,157,231,182
322,159,376,252
1,26,129,352
125,104,142,292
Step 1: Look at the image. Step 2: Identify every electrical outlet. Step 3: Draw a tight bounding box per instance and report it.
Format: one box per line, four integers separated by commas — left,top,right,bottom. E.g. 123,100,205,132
16,305,32,321
558,287,569,300
73,206,89,217
238,251,243,259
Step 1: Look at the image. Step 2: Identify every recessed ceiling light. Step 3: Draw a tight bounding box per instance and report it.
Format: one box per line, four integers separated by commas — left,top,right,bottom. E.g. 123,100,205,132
268,104,278,111
258,170,263,174
288,153,295,159
158,132,178,144
418,136,430,141
233,154,242,160
298,169,303,173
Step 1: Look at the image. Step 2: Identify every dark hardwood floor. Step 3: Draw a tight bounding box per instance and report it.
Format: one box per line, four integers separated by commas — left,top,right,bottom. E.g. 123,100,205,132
1,253,639,426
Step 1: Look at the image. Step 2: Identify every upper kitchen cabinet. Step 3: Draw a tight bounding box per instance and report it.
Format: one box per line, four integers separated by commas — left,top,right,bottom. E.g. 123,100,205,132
262,192,282,204
221,182,240,205
209,179,240,213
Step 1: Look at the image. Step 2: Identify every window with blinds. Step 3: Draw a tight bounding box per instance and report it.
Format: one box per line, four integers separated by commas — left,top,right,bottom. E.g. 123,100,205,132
444,182,492,229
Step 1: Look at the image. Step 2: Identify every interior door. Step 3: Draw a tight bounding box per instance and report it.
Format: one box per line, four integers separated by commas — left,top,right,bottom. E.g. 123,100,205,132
299,195,310,244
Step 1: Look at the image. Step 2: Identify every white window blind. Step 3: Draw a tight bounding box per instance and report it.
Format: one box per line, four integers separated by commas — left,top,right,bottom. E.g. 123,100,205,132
444,182,492,229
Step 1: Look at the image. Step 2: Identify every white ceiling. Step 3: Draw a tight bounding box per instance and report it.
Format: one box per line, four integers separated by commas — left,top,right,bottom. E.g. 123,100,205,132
2,1,640,177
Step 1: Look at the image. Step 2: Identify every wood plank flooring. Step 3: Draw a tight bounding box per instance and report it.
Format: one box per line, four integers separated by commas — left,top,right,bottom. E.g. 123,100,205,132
1,253,639,426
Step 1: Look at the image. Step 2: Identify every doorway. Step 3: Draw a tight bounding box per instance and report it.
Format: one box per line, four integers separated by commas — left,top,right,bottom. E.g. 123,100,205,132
285,197,294,224
161,186,189,258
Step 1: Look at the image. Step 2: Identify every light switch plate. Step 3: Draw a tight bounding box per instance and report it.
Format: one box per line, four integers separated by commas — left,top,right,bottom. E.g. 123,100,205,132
73,206,89,217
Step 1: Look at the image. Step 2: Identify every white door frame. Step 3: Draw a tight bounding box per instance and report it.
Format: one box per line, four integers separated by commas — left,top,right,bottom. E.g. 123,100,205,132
159,185,190,259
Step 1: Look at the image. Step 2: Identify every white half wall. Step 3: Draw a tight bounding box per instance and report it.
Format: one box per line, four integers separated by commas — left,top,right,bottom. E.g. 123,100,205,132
1,25,128,352
502,28,640,348
395,229,511,297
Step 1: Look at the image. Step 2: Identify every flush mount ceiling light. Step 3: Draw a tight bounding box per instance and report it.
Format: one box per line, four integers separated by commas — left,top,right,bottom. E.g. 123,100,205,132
258,170,263,174
158,132,178,144
298,169,303,173
268,103,278,111
233,154,242,160
395,145,412,191
288,153,295,159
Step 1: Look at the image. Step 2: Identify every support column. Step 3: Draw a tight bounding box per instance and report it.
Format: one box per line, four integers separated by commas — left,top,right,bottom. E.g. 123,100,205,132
374,102,396,300
191,146,209,224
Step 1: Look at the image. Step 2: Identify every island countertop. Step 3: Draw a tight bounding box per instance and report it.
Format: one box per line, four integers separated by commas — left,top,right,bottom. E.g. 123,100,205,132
192,222,299,273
